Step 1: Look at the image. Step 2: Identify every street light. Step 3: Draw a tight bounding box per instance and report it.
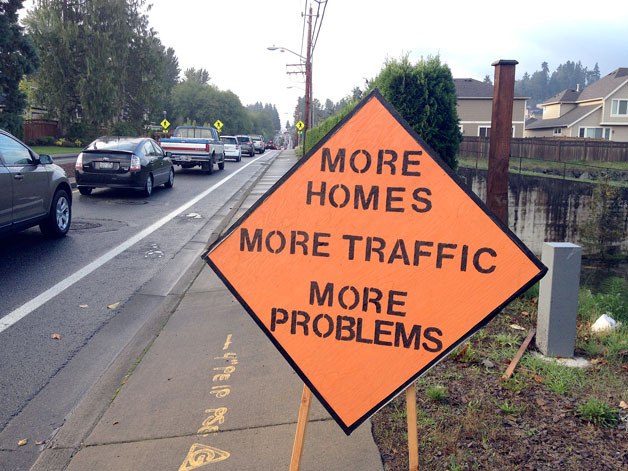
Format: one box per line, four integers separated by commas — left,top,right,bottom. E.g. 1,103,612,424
267,11,313,145
267,45,305,62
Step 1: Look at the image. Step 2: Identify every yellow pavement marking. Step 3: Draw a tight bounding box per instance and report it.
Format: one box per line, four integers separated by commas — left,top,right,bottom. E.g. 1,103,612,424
179,444,230,470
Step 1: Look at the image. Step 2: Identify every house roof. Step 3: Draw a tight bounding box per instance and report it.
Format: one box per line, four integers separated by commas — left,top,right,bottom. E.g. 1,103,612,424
540,68,628,105
454,78,528,99
542,89,580,104
526,104,601,129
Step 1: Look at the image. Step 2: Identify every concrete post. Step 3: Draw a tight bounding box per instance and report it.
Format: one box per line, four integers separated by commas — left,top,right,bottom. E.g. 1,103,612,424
536,242,582,357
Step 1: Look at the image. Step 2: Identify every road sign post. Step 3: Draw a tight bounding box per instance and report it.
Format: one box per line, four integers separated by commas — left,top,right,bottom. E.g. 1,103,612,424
204,89,545,465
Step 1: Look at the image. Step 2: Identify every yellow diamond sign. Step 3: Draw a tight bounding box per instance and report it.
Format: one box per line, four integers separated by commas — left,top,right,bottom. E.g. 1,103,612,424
214,120,223,131
160,119,170,130
296,120,305,131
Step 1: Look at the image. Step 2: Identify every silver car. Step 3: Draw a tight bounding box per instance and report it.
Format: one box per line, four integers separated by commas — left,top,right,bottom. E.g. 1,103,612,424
0,129,72,237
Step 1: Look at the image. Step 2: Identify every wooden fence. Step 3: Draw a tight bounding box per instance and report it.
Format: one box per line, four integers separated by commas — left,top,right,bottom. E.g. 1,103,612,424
23,119,60,144
460,137,628,163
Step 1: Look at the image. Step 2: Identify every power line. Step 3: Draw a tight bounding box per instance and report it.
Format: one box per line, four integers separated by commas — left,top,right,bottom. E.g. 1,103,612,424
311,0,328,55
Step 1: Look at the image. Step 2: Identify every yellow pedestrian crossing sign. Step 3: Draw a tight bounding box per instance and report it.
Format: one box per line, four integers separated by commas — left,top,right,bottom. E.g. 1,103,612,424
296,120,305,131
161,119,170,130
214,120,223,131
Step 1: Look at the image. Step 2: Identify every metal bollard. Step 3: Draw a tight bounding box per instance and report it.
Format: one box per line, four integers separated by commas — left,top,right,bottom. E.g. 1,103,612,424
536,242,582,358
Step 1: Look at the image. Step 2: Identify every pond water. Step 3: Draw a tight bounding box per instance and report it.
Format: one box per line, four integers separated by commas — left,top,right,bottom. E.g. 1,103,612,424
457,168,628,289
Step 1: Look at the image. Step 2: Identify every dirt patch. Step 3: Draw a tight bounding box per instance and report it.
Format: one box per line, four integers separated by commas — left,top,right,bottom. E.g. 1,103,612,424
371,297,628,470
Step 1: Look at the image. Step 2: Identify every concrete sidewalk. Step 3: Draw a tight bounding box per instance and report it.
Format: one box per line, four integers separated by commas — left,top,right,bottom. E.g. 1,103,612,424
32,150,384,471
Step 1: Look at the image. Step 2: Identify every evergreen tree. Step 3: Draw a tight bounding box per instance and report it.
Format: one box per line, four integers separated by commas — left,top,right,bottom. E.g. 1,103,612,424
371,55,461,169
0,0,39,136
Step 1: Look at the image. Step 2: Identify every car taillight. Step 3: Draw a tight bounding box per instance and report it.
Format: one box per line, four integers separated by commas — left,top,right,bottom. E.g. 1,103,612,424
75,153,83,170
130,155,141,171
205,143,210,152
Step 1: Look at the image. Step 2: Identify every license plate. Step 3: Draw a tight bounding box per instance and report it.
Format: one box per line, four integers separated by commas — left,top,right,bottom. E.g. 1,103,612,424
179,156,191,162
99,161,114,169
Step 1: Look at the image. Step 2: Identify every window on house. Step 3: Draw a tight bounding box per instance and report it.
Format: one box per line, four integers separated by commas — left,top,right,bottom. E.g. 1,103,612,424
553,128,562,136
578,127,611,140
611,99,628,116
478,126,515,138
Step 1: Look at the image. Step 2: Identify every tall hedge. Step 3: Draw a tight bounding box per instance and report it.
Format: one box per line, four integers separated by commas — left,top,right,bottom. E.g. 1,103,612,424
371,55,461,169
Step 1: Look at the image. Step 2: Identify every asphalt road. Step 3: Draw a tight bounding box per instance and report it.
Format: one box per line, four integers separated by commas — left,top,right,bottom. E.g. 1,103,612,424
0,151,279,465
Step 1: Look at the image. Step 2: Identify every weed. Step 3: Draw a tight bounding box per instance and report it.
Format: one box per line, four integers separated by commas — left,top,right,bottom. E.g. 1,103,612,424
499,400,525,415
426,385,448,402
448,454,463,471
501,375,527,394
525,427,539,437
523,356,584,395
494,332,521,348
451,342,477,363
467,399,482,412
576,399,619,428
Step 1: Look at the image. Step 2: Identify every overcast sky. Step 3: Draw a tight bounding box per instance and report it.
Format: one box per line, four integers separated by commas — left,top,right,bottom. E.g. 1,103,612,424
20,0,628,128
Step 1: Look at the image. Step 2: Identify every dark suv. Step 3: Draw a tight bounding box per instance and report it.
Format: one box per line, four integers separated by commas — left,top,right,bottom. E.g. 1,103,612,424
235,135,255,157
0,129,72,237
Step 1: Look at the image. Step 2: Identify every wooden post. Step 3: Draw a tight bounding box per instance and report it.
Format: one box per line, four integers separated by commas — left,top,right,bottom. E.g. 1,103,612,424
487,59,518,225
290,384,312,471
406,384,419,471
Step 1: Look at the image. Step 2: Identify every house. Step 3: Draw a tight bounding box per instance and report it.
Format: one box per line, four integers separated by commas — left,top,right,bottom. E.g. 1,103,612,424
525,68,628,141
454,78,528,138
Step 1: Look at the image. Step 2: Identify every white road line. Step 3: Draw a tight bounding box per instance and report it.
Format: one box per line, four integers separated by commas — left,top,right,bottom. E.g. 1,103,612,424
0,154,270,334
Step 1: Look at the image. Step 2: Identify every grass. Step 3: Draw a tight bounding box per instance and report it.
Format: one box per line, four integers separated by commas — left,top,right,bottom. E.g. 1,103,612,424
32,146,83,155
576,399,620,428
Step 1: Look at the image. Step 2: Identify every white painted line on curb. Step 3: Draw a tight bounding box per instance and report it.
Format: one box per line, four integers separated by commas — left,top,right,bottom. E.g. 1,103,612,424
0,154,271,334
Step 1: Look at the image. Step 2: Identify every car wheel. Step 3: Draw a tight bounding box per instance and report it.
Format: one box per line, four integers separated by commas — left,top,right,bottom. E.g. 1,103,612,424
78,186,93,196
164,168,174,188
202,160,213,174
40,188,72,238
143,174,153,197
237,153,241,162
218,154,225,170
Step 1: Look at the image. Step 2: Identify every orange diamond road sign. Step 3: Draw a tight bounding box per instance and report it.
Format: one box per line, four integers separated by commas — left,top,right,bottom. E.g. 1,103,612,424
203,89,546,434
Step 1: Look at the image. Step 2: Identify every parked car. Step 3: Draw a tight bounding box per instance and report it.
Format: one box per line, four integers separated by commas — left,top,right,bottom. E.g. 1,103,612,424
75,136,174,197
220,135,242,162
250,134,265,154
236,135,255,157
0,129,72,237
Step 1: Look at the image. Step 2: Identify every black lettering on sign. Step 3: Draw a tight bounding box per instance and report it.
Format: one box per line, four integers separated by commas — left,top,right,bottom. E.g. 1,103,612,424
239,228,330,257
402,150,422,176
350,149,372,174
377,149,398,175
411,188,432,213
321,147,345,172
270,307,444,351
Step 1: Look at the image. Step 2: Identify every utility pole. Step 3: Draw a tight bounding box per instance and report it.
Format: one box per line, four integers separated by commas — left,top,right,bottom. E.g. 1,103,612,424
303,5,313,147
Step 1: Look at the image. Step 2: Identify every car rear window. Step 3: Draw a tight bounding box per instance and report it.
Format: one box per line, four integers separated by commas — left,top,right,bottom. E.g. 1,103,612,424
85,139,137,152
237,136,251,143
221,137,237,144
175,128,214,139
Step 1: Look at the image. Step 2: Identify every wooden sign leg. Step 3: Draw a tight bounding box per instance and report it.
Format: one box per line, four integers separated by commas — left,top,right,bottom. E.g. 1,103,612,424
290,384,312,471
406,383,419,471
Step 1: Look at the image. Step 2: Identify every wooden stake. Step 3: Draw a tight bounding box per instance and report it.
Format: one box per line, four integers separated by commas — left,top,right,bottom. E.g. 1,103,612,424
406,383,419,471
290,384,312,471
502,328,536,381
